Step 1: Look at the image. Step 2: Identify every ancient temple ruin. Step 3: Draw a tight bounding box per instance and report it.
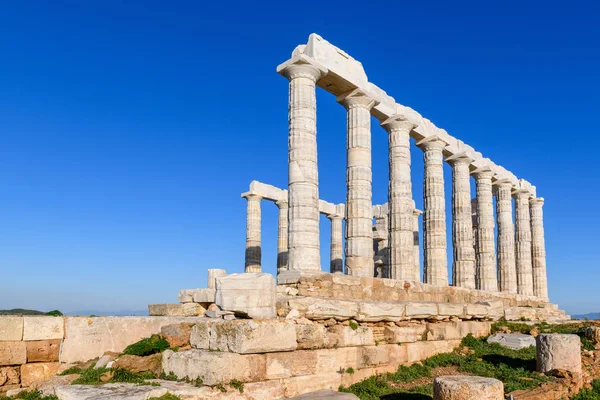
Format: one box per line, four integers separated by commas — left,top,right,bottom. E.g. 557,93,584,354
242,33,548,300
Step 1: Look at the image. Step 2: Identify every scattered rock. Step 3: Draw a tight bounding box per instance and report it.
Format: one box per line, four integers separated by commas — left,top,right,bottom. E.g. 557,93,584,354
288,389,359,399
161,323,193,348
487,333,536,350
94,352,119,369
529,327,540,337
35,373,81,396
113,353,162,375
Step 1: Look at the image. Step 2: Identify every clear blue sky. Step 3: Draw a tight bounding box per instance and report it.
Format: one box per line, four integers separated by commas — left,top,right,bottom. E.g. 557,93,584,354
0,1,598,315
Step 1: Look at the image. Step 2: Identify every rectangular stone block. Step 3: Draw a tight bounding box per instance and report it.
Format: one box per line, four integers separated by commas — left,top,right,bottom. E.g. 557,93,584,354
162,349,266,386
327,325,374,347
23,317,64,341
20,362,61,387
26,340,61,363
295,323,327,350
216,273,276,319
265,350,317,379
60,316,204,363
356,302,405,322
209,320,297,354
0,317,23,341
178,289,195,303
189,320,218,350
148,303,205,317
314,347,360,375
359,345,390,368
406,302,438,319
0,342,26,366
437,303,466,318
0,366,20,387
287,297,359,321
465,304,488,319
383,324,427,344
405,339,461,363
192,289,216,304
282,373,342,398
477,300,504,321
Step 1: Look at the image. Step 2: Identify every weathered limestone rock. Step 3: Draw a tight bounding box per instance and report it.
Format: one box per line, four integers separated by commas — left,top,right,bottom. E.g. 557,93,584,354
148,303,205,317
0,366,19,387
243,193,262,273
585,326,600,343
34,374,80,396
536,334,582,375
265,350,317,379
113,354,162,375
288,389,359,399
160,323,193,348
189,320,218,350
338,89,377,278
295,323,327,350
177,289,194,303
278,57,326,273
427,321,491,341
406,302,438,319
23,317,64,341
26,340,61,362
356,302,406,322
207,269,227,290
488,333,536,350
215,272,277,319
0,317,23,341
494,179,517,293
417,136,449,287
437,303,466,319
476,300,504,321
287,297,359,321
514,189,534,296
446,154,476,289
0,342,26,366
56,380,219,400
162,349,266,386
209,320,297,354
472,167,497,291
465,303,488,319
327,325,374,347
276,199,289,274
328,215,344,273
433,376,504,399
530,198,548,300
20,362,61,387
384,325,427,343
504,306,537,321
382,115,417,281
192,288,216,304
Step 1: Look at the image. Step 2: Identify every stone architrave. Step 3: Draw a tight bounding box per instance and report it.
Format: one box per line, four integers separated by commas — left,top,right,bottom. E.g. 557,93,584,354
493,179,517,293
472,167,497,291
278,57,327,273
381,115,417,281
242,193,262,273
416,136,449,286
530,197,548,300
412,208,423,279
328,215,343,273
446,154,476,289
276,198,289,274
337,88,378,277
513,189,534,296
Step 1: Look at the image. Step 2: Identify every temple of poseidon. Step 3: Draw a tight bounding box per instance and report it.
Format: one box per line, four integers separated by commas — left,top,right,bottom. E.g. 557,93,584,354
0,34,573,399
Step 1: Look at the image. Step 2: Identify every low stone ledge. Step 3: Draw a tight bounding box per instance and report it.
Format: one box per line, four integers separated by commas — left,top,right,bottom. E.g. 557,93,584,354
23,317,64,341
148,303,206,317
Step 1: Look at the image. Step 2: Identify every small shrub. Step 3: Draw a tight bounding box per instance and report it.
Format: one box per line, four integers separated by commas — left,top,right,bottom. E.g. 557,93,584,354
229,379,244,393
59,366,83,376
45,310,63,317
345,367,355,375
349,321,358,330
159,371,178,381
9,390,58,400
215,383,227,393
123,334,170,356
148,394,181,400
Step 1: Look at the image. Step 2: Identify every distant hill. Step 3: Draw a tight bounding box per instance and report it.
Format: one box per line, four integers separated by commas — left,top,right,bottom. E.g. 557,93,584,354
0,309,62,316
573,312,600,320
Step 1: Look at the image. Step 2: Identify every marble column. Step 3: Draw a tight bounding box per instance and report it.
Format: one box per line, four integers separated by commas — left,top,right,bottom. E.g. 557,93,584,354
338,89,377,277
513,189,534,296
243,194,262,273
280,60,326,272
328,215,344,273
381,115,417,281
374,214,389,278
493,180,517,293
276,198,289,274
530,197,549,300
412,208,423,280
446,154,476,289
416,136,449,286
473,167,497,291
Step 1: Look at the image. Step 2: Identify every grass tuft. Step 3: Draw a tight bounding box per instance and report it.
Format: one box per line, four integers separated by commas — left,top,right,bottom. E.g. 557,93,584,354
122,334,170,356
7,390,58,400
148,394,181,400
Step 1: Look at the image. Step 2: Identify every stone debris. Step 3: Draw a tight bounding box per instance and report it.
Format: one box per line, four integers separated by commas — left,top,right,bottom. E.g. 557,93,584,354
287,389,359,399
216,272,277,319
487,333,536,350
536,334,582,376
434,375,504,399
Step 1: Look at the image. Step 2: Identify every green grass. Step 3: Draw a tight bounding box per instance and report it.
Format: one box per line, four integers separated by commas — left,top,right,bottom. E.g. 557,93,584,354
571,380,600,399
122,334,170,356
340,334,552,400
6,391,58,400
349,321,359,330
229,379,244,393
0,309,62,316
148,395,181,400
492,321,596,350
65,366,156,385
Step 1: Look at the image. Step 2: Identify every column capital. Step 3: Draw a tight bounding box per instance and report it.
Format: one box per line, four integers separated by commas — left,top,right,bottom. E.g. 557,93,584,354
530,197,545,208
512,188,533,199
241,192,262,201
416,135,449,152
380,114,417,133
277,56,328,82
471,166,495,180
327,214,344,221
492,178,514,189
275,198,288,208
412,209,423,217
336,88,379,111
445,152,474,167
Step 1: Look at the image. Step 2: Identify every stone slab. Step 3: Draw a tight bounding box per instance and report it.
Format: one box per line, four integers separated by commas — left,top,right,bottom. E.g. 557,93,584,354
148,303,205,317
60,316,204,363
0,342,26,366
26,339,61,362
288,389,359,399
216,273,277,319
356,302,405,322
406,302,438,319
192,288,216,304
0,317,23,341
23,317,64,341
287,297,359,321
487,333,536,350
209,320,297,354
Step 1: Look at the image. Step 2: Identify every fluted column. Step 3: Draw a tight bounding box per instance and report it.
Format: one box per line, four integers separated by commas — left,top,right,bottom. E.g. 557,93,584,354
243,194,262,273
381,115,417,280
328,215,344,273
374,214,389,278
473,167,497,291
493,180,517,293
276,198,289,274
530,197,548,300
513,189,534,296
416,136,449,286
338,89,378,277
446,154,476,289
280,59,327,272
412,208,423,280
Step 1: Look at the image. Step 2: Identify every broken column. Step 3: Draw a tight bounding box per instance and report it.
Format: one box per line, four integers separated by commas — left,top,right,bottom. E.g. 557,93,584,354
513,189,534,296
413,208,423,280
472,167,497,291
328,214,344,273
242,193,262,273
381,115,416,281
494,179,518,293
207,269,226,289
536,334,581,377
276,198,289,274
446,153,476,289
530,197,548,300
417,136,449,286
338,88,377,277
433,376,504,400
278,57,327,273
